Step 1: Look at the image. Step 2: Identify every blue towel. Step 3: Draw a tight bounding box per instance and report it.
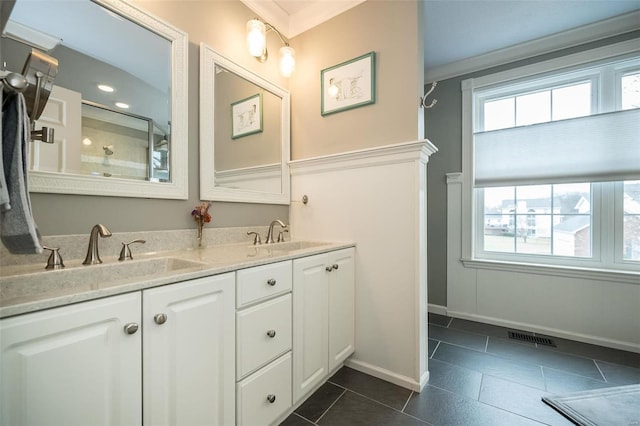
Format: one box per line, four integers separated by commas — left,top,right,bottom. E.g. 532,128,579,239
1,92,43,254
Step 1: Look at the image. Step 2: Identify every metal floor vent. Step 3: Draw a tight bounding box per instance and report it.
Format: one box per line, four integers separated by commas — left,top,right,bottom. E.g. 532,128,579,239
508,331,556,347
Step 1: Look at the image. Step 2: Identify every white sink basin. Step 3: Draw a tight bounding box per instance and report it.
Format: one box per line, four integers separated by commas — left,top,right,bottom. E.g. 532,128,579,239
0,257,207,302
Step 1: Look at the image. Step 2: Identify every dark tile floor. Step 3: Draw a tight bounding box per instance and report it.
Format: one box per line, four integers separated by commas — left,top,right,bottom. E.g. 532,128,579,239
280,313,640,425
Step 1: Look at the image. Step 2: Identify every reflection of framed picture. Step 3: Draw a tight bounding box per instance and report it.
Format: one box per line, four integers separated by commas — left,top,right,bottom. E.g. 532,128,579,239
321,51,376,116
232,93,263,139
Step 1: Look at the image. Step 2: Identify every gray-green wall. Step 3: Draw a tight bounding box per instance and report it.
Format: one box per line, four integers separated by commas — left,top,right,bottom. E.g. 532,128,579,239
425,30,640,308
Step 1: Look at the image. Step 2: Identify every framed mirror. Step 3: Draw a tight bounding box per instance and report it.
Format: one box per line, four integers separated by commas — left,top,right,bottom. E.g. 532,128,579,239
1,0,188,199
199,43,290,205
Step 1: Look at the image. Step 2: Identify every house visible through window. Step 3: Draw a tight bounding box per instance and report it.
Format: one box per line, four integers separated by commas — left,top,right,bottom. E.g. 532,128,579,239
463,44,640,272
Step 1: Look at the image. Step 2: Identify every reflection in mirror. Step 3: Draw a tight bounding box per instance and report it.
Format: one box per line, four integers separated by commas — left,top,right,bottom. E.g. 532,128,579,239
200,43,290,205
1,0,188,199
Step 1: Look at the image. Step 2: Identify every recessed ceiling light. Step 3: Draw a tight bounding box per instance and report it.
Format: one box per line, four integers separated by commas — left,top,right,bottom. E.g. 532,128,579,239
97,84,114,93
115,102,130,109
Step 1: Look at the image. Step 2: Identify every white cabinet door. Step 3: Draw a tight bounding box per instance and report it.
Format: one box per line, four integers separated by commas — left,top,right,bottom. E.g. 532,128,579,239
292,253,329,403
0,292,142,426
328,248,355,372
143,273,235,426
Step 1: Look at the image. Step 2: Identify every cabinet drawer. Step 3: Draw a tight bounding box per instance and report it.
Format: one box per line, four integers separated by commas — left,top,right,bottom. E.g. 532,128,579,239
237,293,292,378
237,260,292,308
236,352,292,426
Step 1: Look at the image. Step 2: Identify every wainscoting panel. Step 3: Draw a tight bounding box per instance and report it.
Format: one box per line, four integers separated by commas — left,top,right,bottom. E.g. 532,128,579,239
290,140,437,390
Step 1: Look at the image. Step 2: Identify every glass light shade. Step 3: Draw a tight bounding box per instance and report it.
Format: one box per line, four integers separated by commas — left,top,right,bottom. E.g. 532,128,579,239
279,46,295,77
246,19,266,57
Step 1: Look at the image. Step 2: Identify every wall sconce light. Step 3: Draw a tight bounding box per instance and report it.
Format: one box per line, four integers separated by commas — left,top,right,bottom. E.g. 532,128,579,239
246,18,295,77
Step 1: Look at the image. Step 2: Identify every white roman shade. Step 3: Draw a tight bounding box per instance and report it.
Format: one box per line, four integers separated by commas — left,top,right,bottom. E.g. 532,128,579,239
474,108,640,187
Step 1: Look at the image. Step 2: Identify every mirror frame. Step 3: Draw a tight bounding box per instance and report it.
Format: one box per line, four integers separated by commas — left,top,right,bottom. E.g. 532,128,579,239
199,43,290,205
27,0,189,199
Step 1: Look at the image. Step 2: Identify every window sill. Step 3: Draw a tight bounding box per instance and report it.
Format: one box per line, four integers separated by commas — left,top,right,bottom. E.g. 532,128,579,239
461,258,640,285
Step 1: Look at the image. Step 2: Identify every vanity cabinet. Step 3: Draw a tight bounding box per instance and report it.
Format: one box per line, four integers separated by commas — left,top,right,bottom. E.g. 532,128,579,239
0,273,235,426
0,292,143,425
292,248,355,403
235,260,293,426
143,273,236,426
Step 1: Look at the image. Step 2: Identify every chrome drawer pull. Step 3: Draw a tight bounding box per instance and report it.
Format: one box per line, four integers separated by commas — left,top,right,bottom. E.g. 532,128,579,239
154,313,167,325
124,323,139,335
266,394,276,403
267,278,276,286
266,330,276,338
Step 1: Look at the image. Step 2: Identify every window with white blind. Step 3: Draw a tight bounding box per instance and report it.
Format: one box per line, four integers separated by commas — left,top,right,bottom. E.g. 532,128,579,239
462,41,640,273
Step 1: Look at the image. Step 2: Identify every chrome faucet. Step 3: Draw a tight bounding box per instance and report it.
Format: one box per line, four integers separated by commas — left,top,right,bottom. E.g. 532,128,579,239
83,224,112,265
265,220,287,244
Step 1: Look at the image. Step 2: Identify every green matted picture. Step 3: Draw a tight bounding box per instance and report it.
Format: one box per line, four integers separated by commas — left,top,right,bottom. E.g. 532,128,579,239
231,93,263,139
321,51,376,116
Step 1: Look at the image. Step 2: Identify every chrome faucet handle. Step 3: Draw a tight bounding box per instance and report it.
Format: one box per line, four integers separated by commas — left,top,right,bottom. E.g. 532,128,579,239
247,231,262,245
43,246,65,270
277,229,289,243
83,224,112,265
119,239,146,261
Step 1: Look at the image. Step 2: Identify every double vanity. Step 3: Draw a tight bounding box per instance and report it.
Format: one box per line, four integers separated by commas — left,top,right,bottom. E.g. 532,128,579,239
0,229,355,425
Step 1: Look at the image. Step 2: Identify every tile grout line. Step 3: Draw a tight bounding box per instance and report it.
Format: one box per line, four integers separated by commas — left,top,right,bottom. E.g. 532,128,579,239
401,391,414,412
329,385,426,422
540,365,548,392
446,316,453,328
430,340,441,358
314,387,347,424
290,412,317,425
593,359,608,383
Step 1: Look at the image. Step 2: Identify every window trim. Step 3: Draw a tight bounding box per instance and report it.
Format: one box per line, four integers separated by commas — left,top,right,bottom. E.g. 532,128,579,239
460,39,640,277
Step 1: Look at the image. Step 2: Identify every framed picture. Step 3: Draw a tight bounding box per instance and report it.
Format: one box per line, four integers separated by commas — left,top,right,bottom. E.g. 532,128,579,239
231,93,263,139
321,51,376,116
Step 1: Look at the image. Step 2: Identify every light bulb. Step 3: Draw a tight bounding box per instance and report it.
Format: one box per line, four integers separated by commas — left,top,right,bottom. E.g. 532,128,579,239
246,19,266,58
279,46,295,77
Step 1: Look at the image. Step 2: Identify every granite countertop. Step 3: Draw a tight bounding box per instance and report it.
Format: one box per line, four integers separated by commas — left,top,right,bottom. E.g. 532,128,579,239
0,240,355,319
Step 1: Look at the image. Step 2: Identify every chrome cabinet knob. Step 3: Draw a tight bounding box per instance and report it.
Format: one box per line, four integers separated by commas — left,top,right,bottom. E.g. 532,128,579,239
266,330,276,338
267,278,276,286
154,313,168,325
266,394,276,403
124,323,139,335
325,266,333,272
332,264,339,270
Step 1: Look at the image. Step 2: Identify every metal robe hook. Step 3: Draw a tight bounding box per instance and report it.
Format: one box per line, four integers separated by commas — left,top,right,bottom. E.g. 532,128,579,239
420,81,438,109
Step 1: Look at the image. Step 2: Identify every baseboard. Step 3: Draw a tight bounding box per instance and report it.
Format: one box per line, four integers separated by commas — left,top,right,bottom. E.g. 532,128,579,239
344,358,428,392
447,310,640,354
427,303,447,316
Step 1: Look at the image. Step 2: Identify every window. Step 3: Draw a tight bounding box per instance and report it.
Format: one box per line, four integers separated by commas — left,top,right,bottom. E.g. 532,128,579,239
462,42,640,273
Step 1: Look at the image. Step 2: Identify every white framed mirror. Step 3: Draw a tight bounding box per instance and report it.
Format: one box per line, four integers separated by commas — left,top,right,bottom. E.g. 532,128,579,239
2,0,188,199
199,43,290,205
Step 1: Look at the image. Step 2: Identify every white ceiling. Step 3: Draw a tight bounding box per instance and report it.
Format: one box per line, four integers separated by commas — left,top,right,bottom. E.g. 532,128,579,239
243,0,640,80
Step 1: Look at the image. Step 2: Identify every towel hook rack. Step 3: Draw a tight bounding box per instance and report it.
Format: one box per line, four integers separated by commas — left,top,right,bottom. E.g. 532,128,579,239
1,49,58,144
420,81,438,109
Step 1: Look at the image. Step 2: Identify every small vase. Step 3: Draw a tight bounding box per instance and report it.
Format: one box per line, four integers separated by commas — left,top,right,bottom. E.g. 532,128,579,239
195,218,206,249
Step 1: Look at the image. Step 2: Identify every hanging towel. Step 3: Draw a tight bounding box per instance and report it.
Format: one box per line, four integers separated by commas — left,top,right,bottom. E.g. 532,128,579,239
1,92,43,254
0,89,10,210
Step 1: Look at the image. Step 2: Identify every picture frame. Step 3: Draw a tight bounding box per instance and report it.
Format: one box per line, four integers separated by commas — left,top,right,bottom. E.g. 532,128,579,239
321,51,376,116
231,93,263,139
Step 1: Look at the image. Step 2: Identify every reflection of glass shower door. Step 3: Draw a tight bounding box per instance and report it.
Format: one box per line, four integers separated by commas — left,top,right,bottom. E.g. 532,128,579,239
80,102,151,180
151,121,170,182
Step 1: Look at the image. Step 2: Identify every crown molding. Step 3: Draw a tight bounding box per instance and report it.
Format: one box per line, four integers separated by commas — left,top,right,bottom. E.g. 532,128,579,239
240,0,364,38
424,10,640,83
